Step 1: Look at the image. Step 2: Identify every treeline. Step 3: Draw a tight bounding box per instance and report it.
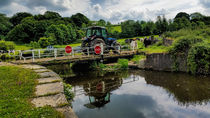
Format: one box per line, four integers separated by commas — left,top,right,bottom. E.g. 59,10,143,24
110,12,210,38
1,11,210,47
0,11,91,47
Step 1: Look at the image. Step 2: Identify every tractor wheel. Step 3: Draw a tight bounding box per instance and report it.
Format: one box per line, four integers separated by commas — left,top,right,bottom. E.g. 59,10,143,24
91,38,106,54
113,43,121,54
81,41,89,55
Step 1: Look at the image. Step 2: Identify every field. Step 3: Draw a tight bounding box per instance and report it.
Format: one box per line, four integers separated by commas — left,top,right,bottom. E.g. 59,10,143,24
11,35,167,54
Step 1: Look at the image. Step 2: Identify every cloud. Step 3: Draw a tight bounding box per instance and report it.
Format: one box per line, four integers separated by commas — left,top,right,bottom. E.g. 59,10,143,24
0,0,209,23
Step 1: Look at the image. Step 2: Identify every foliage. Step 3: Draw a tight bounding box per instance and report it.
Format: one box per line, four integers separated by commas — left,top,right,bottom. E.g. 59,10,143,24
64,83,74,101
0,66,63,118
117,59,129,69
45,24,77,45
0,40,15,51
38,37,51,48
167,28,210,74
71,13,89,27
131,55,146,64
9,12,32,26
0,13,12,37
187,43,210,74
30,41,40,49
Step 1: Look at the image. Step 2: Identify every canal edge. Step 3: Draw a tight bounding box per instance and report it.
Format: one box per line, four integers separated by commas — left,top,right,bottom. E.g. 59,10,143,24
21,64,78,118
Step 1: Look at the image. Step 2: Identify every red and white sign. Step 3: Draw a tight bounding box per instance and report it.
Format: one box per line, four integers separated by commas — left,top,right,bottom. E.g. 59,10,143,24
94,46,101,54
65,46,72,53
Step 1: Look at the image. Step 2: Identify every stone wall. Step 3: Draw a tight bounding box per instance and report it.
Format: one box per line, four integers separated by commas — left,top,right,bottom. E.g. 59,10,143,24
143,53,187,72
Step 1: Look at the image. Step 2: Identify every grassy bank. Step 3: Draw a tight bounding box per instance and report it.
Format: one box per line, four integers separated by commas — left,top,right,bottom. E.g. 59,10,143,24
0,66,63,118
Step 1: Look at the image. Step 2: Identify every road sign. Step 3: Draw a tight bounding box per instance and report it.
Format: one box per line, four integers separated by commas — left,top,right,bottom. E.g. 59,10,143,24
65,46,72,53
94,46,101,54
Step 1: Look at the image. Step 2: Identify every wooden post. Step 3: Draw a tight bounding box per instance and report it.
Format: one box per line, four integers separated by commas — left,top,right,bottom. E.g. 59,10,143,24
54,48,57,59
32,50,34,62
38,49,41,58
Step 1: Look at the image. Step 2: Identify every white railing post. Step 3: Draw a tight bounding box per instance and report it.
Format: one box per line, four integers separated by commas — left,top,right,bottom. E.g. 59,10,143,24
38,49,41,58
72,47,74,57
54,48,57,59
19,50,22,60
32,50,35,62
101,43,103,55
8,50,10,56
118,45,121,54
87,47,90,57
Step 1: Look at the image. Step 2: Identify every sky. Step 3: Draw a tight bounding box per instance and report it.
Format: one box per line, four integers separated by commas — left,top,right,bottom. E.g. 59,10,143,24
0,0,210,24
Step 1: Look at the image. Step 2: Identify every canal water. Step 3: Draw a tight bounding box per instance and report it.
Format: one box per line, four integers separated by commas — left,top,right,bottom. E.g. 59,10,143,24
48,64,210,118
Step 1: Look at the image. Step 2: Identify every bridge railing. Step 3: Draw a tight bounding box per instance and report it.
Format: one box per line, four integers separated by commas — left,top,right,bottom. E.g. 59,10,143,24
1,43,138,62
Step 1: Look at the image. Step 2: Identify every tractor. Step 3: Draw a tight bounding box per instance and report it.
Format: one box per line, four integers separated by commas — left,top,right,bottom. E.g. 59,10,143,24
81,26,120,54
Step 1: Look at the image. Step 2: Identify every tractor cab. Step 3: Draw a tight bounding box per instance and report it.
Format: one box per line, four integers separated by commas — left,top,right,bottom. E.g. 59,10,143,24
86,26,108,39
81,26,120,54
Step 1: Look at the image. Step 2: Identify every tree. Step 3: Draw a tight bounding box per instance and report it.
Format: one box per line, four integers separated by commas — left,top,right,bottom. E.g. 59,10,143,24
175,12,190,21
121,20,136,38
45,24,63,45
43,11,61,20
71,13,89,27
67,24,77,43
6,17,36,43
174,17,191,30
97,19,106,26
9,12,32,26
0,13,12,39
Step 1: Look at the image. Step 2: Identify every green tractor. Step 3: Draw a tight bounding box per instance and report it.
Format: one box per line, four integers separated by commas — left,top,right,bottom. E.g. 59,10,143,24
81,26,121,54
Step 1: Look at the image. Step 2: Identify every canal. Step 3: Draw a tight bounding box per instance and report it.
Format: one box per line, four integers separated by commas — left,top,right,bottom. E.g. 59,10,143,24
48,64,210,118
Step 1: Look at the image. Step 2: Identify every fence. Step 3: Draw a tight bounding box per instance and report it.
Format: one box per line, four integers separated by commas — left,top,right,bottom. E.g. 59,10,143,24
0,43,139,62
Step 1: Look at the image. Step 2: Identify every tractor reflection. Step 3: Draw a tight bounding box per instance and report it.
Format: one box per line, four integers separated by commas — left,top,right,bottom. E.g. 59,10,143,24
83,77,123,109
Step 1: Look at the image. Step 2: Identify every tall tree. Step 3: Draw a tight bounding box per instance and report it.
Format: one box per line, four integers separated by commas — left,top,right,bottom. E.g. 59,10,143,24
175,12,190,21
71,13,89,27
0,13,12,38
9,12,32,26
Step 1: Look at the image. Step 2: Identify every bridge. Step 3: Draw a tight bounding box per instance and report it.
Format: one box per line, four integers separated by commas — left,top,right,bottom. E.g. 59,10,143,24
8,45,139,65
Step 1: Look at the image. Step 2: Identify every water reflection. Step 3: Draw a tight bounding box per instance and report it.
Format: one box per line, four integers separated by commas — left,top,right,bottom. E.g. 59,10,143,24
47,64,210,118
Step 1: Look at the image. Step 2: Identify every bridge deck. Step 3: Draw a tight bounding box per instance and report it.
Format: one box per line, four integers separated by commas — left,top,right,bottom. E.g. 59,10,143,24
12,51,137,65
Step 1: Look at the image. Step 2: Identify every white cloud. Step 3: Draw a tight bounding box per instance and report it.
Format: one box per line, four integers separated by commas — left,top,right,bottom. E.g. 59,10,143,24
0,0,210,23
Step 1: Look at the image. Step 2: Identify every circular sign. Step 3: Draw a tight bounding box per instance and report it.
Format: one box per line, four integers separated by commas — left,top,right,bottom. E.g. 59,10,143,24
96,83,103,92
94,46,101,54
65,46,72,53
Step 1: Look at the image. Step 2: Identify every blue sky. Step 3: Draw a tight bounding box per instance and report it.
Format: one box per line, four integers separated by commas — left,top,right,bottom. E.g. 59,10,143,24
0,0,210,23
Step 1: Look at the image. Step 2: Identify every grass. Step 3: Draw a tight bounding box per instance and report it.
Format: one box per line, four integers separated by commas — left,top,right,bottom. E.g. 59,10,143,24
0,66,63,118
139,45,170,54
131,55,146,64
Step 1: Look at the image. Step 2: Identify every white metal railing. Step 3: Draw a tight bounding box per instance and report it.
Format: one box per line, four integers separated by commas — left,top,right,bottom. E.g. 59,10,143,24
0,43,138,62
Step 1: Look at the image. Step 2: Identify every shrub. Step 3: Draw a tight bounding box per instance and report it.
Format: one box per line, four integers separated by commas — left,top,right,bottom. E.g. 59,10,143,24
30,41,40,49
187,43,210,74
131,55,146,64
0,40,15,51
38,37,50,48
117,59,129,69
64,83,74,101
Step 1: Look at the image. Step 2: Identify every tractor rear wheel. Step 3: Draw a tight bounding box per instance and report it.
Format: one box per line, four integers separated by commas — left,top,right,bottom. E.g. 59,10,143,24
91,38,106,54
